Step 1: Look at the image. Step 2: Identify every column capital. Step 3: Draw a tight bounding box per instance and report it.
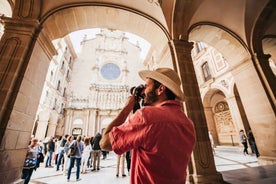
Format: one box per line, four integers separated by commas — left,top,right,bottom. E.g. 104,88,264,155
1,16,41,36
169,39,194,52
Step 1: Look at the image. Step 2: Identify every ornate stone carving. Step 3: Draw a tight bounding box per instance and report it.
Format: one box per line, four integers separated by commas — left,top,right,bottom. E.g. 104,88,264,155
220,79,229,89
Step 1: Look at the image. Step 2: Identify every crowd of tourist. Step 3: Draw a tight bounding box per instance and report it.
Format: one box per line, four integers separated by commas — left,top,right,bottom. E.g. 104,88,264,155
21,133,126,183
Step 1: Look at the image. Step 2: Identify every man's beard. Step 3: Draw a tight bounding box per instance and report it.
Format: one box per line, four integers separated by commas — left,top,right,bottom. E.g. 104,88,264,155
143,89,158,106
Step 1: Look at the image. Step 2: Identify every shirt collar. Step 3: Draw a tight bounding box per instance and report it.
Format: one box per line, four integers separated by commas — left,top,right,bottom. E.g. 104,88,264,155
155,100,182,107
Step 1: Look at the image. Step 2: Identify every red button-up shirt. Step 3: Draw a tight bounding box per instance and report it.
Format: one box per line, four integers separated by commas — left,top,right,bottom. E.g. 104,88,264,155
110,100,196,184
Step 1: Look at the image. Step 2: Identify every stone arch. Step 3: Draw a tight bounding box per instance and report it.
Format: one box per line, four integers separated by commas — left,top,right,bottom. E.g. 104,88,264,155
188,23,251,68
188,22,276,164
39,4,173,67
20,3,176,143
202,88,239,146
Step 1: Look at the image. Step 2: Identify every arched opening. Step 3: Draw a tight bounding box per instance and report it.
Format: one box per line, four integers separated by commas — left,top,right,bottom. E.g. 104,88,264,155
190,37,262,172
1,1,275,183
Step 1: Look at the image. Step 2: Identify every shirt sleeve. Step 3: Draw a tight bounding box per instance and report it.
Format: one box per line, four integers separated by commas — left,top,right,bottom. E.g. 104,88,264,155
109,109,150,155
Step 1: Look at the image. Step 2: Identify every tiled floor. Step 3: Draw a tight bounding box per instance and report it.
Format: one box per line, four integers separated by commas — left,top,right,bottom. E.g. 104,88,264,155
215,146,276,184
29,146,276,183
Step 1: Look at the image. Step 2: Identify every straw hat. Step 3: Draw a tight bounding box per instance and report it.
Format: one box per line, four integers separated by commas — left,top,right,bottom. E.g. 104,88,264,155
139,68,185,101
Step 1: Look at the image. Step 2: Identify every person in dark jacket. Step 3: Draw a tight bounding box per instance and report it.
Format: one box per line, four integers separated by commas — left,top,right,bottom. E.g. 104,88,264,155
91,133,102,171
248,129,260,157
45,136,55,167
21,138,40,184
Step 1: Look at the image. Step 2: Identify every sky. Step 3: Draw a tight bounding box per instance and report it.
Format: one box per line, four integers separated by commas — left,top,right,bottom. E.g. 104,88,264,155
69,28,151,59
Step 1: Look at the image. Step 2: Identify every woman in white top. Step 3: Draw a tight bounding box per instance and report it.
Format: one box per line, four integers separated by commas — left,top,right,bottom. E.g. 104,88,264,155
63,135,74,175
81,137,92,174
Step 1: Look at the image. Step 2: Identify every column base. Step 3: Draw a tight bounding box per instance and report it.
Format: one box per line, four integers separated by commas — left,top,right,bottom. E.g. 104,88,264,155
190,172,226,184
258,155,276,165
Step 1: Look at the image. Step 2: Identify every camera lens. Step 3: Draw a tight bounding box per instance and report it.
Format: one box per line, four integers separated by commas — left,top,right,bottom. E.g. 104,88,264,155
130,85,145,99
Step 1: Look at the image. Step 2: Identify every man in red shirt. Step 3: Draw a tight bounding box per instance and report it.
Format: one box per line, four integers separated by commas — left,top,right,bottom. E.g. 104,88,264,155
100,68,196,184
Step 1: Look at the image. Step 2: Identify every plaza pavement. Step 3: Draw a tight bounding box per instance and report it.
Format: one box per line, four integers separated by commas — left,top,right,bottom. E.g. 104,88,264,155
29,146,276,184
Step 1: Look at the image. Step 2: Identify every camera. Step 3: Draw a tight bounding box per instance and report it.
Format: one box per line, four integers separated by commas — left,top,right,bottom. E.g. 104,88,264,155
130,84,145,99
130,84,145,112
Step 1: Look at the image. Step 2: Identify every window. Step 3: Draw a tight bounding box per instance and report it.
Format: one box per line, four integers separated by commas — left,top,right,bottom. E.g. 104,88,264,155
63,88,66,97
50,71,54,81
53,98,57,110
57,80,61,91
66,70,70,80
100,63,121,80
60,103,64,114
202,62,212,81
61,61,65,71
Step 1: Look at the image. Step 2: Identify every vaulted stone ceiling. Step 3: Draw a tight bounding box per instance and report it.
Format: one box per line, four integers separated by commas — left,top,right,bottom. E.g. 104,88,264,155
1,0,275,62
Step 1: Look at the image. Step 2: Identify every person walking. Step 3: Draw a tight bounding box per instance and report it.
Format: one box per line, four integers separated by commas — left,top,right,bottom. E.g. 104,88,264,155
63,135,74,175
67,135,84,182
54,137,61,166
45,136,55,168
116,153,126,177
100,68,196,184
126,151,131,175
21,138,40,184
240,130,249,155
248,129,260,157
81,137,92,174
91,132,102,171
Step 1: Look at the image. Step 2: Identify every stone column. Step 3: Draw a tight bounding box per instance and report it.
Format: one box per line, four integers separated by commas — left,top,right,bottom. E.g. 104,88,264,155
255,53,276,102
169,39,224,183
225,96,245,132
0,1,42,183
35,110,50,141
204,106,219,146
88,109,96,136
46,111,59,137
94,110,99,135
84,109,90,136
64,110,70,135
0,16,41,143
224,95,248,145
0,0,41,142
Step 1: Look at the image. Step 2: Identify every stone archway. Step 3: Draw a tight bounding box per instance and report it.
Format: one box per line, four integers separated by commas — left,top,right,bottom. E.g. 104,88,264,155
202,88,240,147
1,1,275,183
188,23,276,165
0,2,174,182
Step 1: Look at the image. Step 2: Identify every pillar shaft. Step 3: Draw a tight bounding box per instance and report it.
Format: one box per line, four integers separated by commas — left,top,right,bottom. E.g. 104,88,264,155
0,17,41,142
47,111,59,137
225,96,246,132
255,53,276,109
204,106,219,146
36,121,48,140
35,110,51,141
170,39,223,183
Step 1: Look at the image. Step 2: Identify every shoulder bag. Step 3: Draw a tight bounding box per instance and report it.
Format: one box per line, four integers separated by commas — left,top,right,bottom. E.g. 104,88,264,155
23,157,37,169
69,141,78,157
